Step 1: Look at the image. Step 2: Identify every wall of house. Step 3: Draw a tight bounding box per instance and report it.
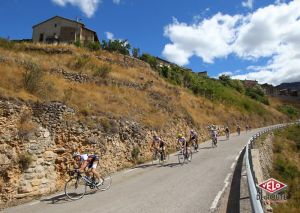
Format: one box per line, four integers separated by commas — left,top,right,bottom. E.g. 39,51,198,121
80,29,95,43
32,17,82,43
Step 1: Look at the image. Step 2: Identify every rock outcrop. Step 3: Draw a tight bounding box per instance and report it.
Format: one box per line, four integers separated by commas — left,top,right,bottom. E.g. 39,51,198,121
0,97,200,208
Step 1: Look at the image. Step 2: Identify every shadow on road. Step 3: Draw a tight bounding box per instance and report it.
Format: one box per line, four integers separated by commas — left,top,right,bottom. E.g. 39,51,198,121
133,164,157,169
199,146,213,150
40,190,97,205
226,147,245,213
40,194,69,205
161,162,182,168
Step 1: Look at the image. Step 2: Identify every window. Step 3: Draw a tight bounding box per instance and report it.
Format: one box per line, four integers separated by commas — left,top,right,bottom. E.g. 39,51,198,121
54,24,57,28
39,33,44,42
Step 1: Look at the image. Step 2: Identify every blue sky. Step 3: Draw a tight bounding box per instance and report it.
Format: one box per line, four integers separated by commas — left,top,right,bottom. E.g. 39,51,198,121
1,0,299,85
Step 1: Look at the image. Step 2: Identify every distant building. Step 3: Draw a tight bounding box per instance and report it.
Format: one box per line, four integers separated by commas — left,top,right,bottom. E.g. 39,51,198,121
243,80,258,88
155,57,176,68
261,83,278,96
32,16,99,44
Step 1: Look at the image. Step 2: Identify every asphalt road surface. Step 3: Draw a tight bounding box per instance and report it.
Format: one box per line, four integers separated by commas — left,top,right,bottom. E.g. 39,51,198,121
3,128,265,213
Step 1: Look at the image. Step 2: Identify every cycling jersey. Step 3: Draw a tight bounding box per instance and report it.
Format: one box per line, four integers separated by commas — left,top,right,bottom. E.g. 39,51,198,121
190,132,198,140
211,130,218,138
178,137,187,146
79,154,99,169
153,137,165,148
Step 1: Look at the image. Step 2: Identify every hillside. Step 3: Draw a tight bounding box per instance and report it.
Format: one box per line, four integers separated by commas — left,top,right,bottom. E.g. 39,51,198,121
0,40,294,207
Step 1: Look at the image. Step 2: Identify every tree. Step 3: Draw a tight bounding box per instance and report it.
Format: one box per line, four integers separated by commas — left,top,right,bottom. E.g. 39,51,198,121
101,39,131,55
139,53,158,69
132,48,140,58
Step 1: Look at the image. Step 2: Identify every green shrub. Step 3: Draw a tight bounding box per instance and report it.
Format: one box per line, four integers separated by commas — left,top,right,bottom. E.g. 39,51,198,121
73,55,90,70
74,40,81,47
101,39,131,55
85,41,101,51
139,53,158,69
132,48,140,58
274,156,299,180
131,146,140,162
93,65,112,78
0,37,15,49
278,105,299,118
23,62,43,94
19,153,33,171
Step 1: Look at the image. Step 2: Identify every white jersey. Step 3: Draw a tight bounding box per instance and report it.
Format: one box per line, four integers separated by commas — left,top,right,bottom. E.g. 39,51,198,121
80,154,88,162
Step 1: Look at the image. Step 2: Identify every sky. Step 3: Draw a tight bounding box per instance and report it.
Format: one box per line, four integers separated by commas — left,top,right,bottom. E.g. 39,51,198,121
0,0,299,86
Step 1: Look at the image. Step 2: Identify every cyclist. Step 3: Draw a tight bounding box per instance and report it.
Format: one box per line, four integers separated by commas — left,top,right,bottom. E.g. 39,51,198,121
151,135,166,161
211,126,218,146
237,125,241,136
177,134,188,154
225,126,230,139
189,130,199,151
73,152,102,186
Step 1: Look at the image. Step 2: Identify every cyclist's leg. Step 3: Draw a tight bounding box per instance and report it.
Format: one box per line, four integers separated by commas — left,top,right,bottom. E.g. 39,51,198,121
90,161,101,181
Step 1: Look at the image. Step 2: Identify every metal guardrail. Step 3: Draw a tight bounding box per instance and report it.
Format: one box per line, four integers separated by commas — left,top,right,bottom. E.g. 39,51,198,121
245,122,298,213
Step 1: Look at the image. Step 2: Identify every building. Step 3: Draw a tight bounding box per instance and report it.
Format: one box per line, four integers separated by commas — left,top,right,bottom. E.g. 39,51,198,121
261,83,278,96
242,80,258,88
32,16,99,44
155,57,176,68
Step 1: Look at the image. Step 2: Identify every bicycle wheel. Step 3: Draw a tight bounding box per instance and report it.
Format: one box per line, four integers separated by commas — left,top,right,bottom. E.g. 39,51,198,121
64,177,87,200
187,149,193,162
178,150,184,164
97,171,112,191
194,142,199,152
152,151,158,164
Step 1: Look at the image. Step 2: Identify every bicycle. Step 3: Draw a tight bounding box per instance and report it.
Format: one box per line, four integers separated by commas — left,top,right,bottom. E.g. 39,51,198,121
64,169,112,200
225,131,230,140
190,139,199,152
178,146,192,164
152,148,169,165
212,137,218,148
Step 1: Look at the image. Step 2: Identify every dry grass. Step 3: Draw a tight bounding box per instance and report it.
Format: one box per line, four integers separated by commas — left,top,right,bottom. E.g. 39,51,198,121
0,44,290,129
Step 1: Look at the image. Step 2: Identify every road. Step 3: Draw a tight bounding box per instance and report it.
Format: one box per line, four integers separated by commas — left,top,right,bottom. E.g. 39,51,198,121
3,128,263,213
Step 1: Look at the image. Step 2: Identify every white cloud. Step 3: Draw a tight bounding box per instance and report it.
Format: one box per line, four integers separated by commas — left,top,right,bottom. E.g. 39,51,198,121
105,32,114,40
162,0,300,85
52,0,101,17
163,13,241,65
242,0,254,9
112,0,121,5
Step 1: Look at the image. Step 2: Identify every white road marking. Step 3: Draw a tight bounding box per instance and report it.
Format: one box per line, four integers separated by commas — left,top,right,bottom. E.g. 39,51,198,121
123,168,137,174
230,162,236,170
235,155,239,161
210,172,232,210
27,201,40,206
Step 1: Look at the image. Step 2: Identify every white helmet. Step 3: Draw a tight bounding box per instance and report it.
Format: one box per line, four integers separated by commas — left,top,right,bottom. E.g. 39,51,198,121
73,152,80,158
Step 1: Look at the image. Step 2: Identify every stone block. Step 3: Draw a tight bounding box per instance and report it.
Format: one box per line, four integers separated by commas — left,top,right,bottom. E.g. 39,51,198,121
31,179,41,187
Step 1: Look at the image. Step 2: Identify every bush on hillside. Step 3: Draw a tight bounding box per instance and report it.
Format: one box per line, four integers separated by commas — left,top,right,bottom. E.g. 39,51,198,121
93,64,112,78
85,41,101,51
139,53,158,69
132,48,140,58
0,37,15,49
278,105,299,119
23,62,44,93
19,153,33,171
101,39,131,55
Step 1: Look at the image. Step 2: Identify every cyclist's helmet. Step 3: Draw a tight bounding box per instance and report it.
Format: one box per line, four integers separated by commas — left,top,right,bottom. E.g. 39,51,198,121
153,135,159,140
190,130,194,134
72,152,80,158
177,134,183,138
